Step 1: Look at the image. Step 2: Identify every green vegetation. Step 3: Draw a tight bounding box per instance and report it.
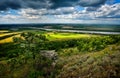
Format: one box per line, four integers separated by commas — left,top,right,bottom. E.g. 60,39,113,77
45,32,93,40
0,30,94,43
57,44,120,78
0,29,120,78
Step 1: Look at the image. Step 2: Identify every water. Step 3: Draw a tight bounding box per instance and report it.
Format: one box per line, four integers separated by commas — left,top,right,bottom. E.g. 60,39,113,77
0,24,120,34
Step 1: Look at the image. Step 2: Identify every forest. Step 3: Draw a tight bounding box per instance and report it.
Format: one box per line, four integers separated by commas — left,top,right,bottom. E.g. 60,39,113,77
0,29,120,78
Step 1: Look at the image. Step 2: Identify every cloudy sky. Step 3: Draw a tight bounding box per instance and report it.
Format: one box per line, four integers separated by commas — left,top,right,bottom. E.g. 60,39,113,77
0,0,120,24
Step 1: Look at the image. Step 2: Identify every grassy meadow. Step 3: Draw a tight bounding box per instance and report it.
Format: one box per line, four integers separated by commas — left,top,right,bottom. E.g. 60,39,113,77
0,29,120,78
0,31,22,43
0,30,97,43
45,32,95,40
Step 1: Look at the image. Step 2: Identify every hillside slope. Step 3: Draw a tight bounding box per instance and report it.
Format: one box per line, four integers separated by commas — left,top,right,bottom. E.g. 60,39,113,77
57,44,120,78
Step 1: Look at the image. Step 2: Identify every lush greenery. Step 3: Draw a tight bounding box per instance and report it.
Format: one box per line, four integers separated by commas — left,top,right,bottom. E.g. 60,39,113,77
0,30,120,78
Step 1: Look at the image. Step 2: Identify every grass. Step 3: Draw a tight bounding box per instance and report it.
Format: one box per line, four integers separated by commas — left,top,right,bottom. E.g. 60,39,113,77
0,29,120,78
0,34,21,43
45,32,97,40
0,32,21,37
0,30,98,43
0,30,9,33
0,30,22,43
56,44,120,78
0,30,119,78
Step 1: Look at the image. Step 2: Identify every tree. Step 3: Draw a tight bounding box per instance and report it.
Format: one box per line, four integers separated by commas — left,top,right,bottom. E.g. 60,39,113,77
13,32,48,60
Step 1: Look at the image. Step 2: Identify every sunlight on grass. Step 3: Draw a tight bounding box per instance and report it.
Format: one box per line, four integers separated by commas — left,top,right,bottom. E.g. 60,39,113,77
0,30,9,33
0,32,21,37
0,34,21,43
45,32,97,40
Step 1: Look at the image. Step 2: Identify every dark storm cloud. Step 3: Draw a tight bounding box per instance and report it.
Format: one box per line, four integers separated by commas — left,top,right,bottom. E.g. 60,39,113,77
78,0,107,7
0,0,21,10
0,0,107,10
50,0,107,9
0,0,50,10
22,0,50,9
50,0,78,9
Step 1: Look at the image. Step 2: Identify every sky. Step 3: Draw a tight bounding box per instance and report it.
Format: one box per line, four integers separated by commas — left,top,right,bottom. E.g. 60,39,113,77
0,0,120,24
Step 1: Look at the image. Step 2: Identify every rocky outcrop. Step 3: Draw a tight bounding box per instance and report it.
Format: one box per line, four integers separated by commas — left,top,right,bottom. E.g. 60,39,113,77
40,50,58,60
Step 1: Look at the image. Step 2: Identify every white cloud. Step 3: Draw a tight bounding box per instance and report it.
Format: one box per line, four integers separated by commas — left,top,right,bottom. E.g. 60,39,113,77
54,3,120,20
94,3,120,18
0,3,120,24
18,8,48,19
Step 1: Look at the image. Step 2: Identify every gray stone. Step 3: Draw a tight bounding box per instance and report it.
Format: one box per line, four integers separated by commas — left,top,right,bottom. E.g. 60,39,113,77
40,50,58,60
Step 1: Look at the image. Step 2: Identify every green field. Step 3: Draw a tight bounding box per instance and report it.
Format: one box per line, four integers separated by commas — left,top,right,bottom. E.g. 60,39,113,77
31,30,98,40
0,30,98,43
45,32,95,40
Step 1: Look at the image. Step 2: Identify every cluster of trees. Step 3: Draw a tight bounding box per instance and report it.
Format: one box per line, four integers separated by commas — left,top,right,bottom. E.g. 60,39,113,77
2,32,58,78
38,35,120,52
1,34,120,59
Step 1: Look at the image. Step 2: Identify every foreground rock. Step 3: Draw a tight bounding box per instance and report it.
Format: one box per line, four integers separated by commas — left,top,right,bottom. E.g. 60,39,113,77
40,50,58,60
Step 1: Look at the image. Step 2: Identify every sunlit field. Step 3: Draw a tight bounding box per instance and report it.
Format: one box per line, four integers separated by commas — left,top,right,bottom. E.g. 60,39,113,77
0,30,9,33
0,34,21,43
46,32,90,40
0,30,98,43
44,32,98,40
0,32,21,37
0,31,22,43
